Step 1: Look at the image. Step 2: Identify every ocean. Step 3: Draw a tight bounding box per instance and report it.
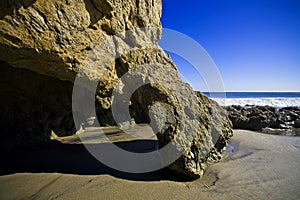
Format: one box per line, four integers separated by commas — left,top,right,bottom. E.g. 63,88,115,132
203,92,300,108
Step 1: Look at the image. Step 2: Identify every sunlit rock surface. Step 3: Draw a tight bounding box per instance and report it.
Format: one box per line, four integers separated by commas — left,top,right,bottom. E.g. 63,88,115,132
0,0,232,178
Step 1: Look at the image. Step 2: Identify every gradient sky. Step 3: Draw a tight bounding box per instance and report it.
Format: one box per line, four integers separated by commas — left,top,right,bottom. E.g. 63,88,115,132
161,0,300,92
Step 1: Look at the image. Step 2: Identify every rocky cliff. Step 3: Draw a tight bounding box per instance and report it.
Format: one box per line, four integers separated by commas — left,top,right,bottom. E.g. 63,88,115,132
0,0,232,178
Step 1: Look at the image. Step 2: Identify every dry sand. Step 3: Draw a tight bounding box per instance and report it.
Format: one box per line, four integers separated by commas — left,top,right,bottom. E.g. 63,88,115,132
1,130,300,200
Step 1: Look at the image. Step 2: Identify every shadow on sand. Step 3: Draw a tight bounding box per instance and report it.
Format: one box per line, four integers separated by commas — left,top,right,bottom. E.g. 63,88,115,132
0,140,194,182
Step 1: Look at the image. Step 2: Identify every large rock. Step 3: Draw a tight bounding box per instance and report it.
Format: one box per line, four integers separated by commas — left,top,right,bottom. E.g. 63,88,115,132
0,0,232,178
0,0,161,81
0,0,162,146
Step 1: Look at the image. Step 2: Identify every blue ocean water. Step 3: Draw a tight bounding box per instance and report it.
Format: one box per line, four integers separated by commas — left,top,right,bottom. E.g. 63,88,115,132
204,92,300,98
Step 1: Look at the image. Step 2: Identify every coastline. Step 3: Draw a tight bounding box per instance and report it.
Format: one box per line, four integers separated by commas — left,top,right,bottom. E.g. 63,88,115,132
0,0,299,199
213,97,300,108
1,130,300,200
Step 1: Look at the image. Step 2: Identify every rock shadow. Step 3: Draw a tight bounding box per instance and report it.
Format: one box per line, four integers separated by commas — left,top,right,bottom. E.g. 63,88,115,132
0,140,195,182
83,0,110,26
0,0,37,20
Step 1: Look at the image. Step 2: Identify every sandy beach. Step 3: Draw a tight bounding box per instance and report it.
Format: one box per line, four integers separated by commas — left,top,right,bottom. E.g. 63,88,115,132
1,0,299,199
1,130,299,200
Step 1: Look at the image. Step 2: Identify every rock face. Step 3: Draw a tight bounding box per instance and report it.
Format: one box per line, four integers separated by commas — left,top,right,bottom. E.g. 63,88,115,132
0,0,161,81
0,0,163,146
0,0,232,178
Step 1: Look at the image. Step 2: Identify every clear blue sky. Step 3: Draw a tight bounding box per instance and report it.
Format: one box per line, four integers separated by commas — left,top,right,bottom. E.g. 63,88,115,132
161,0,300,92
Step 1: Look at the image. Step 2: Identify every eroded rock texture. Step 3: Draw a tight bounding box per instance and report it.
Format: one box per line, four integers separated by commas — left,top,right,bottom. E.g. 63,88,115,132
0,0,232,178
0,0,162,145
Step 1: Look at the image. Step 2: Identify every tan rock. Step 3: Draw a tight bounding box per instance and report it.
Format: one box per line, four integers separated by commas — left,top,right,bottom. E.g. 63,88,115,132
0,0,232,178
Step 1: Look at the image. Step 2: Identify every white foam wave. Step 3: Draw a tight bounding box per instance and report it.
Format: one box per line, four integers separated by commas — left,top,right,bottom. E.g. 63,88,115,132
212,98,300,108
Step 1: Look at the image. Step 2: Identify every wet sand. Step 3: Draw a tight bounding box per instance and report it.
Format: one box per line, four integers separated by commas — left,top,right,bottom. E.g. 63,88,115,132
1,130,300,200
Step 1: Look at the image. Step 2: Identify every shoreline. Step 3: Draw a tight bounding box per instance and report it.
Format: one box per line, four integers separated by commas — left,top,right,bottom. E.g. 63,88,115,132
212,97,300,108
1,130,300,199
